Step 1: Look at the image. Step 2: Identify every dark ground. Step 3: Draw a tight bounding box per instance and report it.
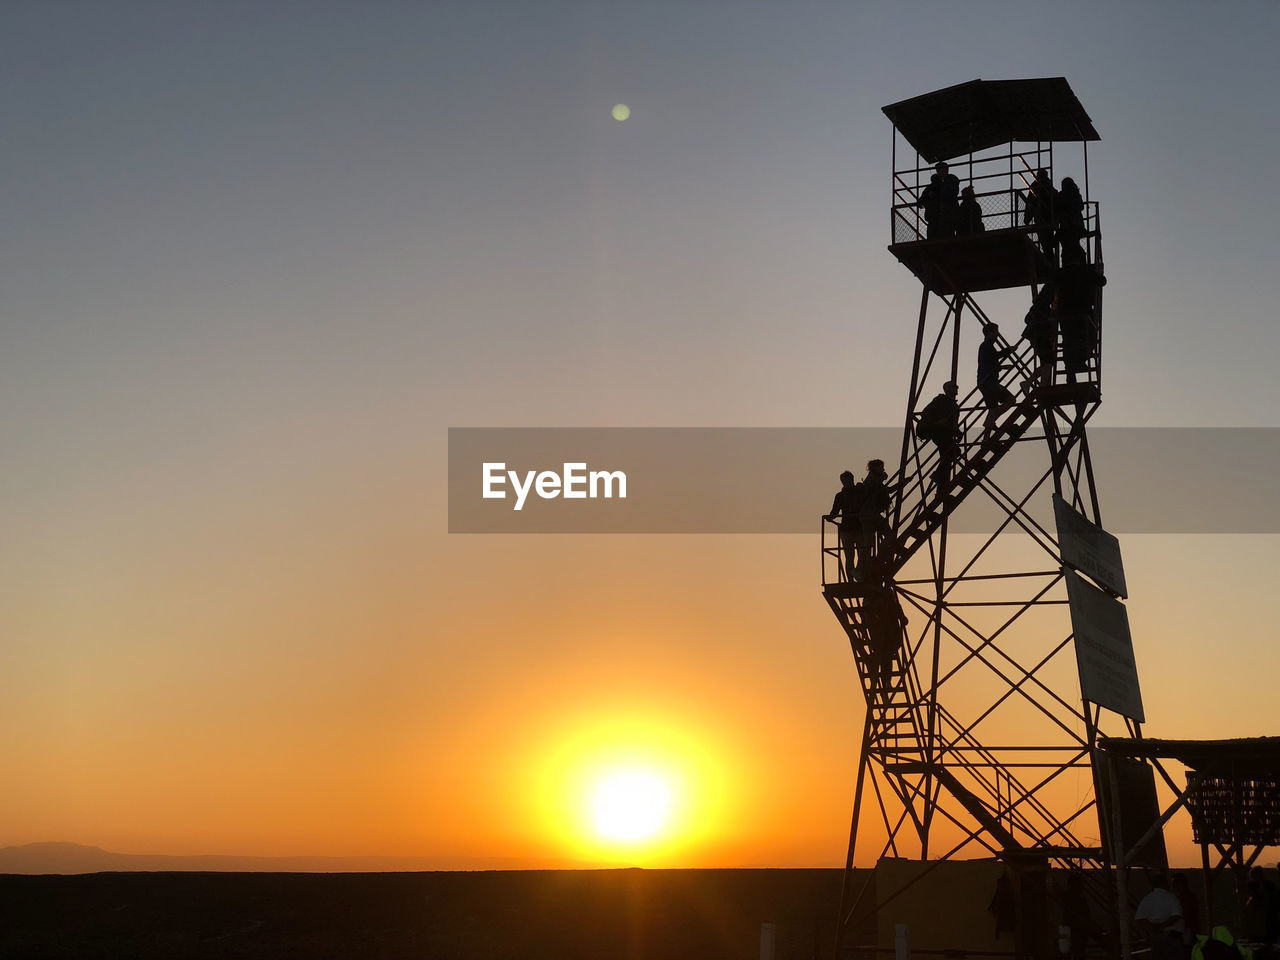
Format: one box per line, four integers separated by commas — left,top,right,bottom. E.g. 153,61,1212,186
0,868,854,959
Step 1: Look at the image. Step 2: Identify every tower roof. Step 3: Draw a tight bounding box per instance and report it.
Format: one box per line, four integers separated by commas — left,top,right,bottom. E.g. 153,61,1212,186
883,78,1099,163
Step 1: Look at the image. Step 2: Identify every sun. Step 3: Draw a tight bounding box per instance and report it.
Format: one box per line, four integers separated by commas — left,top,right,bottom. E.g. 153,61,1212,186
530,711,732,864
589,768,672,842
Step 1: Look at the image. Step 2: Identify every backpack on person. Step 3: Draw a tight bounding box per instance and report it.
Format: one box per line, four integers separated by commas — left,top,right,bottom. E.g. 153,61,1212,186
916,416,940,445
916,396,954,445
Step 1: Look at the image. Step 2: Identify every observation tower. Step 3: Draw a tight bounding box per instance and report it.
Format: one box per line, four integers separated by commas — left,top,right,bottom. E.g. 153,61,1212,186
821,79,1152,948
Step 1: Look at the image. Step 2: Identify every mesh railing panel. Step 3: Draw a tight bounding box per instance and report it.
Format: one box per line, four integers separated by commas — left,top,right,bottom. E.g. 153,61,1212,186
891,189,1028,243
1187,774,1280,846
892,206,925,244
978,189,1022,232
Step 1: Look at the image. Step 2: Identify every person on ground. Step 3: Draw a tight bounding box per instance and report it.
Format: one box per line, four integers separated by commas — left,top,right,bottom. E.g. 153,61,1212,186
1136,870,1188,960
1171,873,1202,947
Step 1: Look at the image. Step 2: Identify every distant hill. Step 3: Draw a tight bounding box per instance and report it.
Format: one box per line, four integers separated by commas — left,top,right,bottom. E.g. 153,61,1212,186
0,842,600,874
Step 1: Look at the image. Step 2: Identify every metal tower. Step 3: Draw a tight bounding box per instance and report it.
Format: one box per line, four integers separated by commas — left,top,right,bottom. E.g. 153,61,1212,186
821,80,1152,945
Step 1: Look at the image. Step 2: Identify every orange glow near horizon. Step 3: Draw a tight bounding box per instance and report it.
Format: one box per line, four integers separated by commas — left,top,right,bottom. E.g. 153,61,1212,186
7,536,1280,870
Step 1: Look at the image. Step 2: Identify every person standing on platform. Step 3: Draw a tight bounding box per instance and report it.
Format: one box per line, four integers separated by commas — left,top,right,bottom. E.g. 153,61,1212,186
824,470,865,582
957,185,986,236
1025,168,1059,259
1057,176,1087,262
919,161,960,239
857,459,893,579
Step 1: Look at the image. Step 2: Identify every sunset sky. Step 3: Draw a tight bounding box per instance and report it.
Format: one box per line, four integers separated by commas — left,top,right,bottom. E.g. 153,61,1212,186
4,2,1280,870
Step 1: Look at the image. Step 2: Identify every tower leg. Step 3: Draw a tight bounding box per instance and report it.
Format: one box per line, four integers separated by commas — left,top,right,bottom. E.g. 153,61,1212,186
837,715,874,950
895,286,931,533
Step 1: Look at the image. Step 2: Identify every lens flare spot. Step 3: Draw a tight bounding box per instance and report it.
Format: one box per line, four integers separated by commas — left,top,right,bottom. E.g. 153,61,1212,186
612,103,631,121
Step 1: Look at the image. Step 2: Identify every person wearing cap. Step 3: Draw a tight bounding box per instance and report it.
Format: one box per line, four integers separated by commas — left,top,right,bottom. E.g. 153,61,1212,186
917,380,962,492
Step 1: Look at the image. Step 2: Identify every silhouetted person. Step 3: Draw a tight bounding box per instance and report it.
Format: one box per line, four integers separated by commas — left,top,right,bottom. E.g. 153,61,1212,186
862,573,907,680
1171,873,1202,946
857,459,892,578
1136,870,1187,960
1024,168,1058,259
1021,281,1059,385
1267,867,1280,943
1062,873,1092,960
1060,238,1088,266
1244,866,1279,944
1057,260,1107,381
977,323,1016,436
919,161,960,239
1196,929,1246,960
956,185,986,236
824,470,865,582
1018,865,1053,960
1057,176,1086,261
917,380,961,492
990,872,1017,940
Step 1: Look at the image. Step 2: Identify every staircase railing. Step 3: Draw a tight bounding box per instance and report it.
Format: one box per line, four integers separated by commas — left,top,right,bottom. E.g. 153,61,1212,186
888,335,1039,555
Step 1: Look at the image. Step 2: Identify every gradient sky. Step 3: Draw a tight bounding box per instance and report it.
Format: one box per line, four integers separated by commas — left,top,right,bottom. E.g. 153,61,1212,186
3,1,1279,868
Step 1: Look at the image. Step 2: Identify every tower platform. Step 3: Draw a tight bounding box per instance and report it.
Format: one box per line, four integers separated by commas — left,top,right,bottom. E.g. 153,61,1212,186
888,227,1053,294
